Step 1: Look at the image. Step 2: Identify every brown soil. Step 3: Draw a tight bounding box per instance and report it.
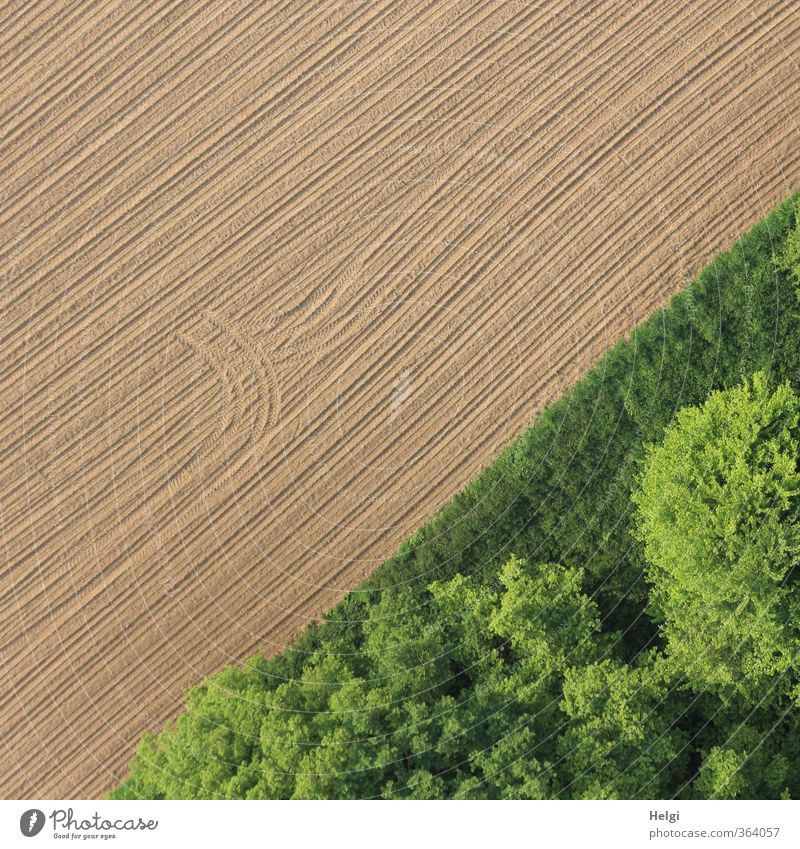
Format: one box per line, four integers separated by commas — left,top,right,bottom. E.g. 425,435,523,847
1,0,798,797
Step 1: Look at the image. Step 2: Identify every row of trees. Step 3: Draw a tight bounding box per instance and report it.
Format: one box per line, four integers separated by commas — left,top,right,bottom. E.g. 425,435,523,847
113,195,800,799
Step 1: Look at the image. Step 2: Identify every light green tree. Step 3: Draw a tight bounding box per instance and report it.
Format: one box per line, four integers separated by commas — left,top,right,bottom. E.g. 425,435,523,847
633,372,800,703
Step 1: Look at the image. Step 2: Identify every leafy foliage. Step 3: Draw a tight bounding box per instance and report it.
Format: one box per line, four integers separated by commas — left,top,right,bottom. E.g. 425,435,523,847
634,373,800,703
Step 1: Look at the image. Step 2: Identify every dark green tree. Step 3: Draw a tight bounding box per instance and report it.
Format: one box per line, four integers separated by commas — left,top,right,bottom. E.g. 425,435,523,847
692,709,800,800
557,652,688,799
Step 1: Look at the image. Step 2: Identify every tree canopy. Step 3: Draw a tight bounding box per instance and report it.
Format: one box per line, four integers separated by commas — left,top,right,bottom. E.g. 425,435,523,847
634,372,800,704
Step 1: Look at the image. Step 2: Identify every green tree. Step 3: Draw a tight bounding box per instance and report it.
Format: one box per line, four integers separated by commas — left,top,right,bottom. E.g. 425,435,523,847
693,715,800,799
774,210,800,293
633,372,800,703
558,652,688,799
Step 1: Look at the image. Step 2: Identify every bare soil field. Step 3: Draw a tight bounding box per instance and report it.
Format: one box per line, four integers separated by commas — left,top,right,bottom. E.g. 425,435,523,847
1,0,799,798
